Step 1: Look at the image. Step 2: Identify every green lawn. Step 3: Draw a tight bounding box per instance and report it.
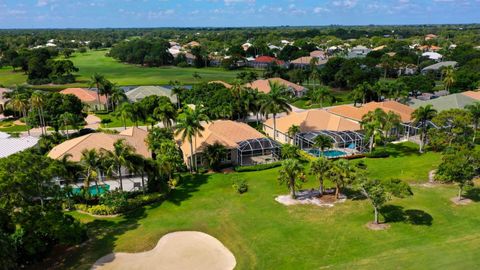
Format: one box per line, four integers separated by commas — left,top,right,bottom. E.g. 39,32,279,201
0,50,251,88
292,89,353,109
0,119,29,133
39,143,480,270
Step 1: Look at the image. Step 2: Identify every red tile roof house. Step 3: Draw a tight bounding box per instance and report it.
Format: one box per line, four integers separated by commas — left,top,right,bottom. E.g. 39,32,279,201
249,56,286,68
60,88,108,111
246,77,307,97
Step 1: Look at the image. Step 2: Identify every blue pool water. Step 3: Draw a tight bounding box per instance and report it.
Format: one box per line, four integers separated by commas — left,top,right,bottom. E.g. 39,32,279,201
307,149,347,158
72,184,110,196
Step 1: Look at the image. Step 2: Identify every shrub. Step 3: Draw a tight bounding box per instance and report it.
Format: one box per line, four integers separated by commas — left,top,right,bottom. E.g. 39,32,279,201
88,204,119,215
100,191,129,211
234,161,282,172
232,178,248,194
365,150,390,158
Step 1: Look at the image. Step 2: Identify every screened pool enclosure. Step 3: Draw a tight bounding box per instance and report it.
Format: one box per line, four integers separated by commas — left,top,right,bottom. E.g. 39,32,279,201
236,138,281,166
295,130,367,158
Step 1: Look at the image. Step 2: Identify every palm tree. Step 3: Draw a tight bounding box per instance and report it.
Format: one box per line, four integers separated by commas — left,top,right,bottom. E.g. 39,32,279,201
310,157,332,195
278,159,305,199
60,112,77,138
351,82,372,106
102,139,135,191
379,54,393,79
110,85,127,110
114,102,134,130
382,111,401,140
99,80,114,111
175,108,206,172
442,66,455,92
80,149,102,195
170,80,186,107
30,91,46,135
309,86,334,108
329,159,356,199
203,143,228,171
309,66,321,90
127,154,148,193
287,124,300,144
58,153,81,196
313,135,333,155
88,73,106,109
361,109,385,152
260,81,292,141
8,93,30,135
153,100,177,128
411,105,437,153
465,102,480,143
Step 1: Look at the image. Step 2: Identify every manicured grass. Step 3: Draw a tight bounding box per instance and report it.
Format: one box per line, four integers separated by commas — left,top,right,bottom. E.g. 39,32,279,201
0,119,29,132
292,89,353,109
43,143,480,270
0,50,255,88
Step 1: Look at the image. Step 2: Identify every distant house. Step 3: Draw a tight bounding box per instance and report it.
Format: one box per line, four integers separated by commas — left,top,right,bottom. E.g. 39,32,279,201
249,56,285,68
290,56,327,68
409,93,478,112
372,45,386,51
0,88,11,114
60,88,107,111
418,45,441,52
309,50,327,60
185,52,196,65
48,127,150,162
246,77,307,97
126,86,178,104
0,134,39,158
421,61,457,76
176,120,280,168
462,90,480,101
347,45,371,58
183,41,200,49
327,101,414,123
421,52,443,61
425,34,438,41
242,42,252,51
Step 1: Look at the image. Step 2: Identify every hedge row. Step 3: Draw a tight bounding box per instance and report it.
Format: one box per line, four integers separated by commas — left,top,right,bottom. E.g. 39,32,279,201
234,161,282,172
75,192,164,216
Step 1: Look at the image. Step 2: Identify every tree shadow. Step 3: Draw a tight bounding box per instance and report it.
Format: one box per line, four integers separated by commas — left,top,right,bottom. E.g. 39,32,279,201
464,187,480,202
343,187,367,201
380,205,433,226
382,143,421,158
30,206,149,270
166,174,210,206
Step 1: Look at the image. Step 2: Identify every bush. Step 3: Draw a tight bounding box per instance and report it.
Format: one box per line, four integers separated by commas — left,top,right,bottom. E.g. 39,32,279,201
234,161,282,172
365,150,390,158
232,178,248,194
100,191,129,210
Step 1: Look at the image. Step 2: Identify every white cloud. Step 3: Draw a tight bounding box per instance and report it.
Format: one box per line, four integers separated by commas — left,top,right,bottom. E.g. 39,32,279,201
313,7,331,13
332,0,358,8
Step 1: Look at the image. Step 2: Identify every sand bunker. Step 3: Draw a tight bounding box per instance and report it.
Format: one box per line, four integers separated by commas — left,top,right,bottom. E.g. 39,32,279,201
91,231,236,270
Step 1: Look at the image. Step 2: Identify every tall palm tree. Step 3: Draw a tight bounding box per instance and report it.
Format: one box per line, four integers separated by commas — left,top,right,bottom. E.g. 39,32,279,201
313,135,333,155
57,153,81,200
278,159,305,199
99,80,114,112
382,111,401,140
8,93,30,135
175,108,206,172
465,102,480,143
351,82,372,106
442,66,455,92
30,91,46,135
102,139,135,191
203,143,228,171
260,81,292,141
80,149,102,195
88,73,106,109
110,85,127,111
309,66,321,91
310,157,332,195
153,100,177,128
114,102,134,130
329,159,356,199
411,105,437,153
127,154,148,193
60,112,78,139
361,109,385,152
287,124,300,144
170,80,186,107
309,86,334,108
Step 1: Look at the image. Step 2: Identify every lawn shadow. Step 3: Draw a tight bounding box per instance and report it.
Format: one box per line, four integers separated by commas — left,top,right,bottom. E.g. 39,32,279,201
343,187,367,201
30,207,149,270
464,187,480,202
166,174,210,206
381,205,433,226
382,143,422,158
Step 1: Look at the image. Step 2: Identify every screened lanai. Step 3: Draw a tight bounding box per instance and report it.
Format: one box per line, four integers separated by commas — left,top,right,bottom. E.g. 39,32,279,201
237,138,281,166
296,130,367,158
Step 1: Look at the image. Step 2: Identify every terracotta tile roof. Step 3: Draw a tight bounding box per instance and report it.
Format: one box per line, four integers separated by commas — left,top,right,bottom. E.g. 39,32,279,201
290,56,328,65
48,127,150,162
264,109,361,134
310,50,326,58
176,120,265,158
462,90,480,101
253,56,285,65
208,81,232,89
246,77,305,94
60,88,107,104
327,101,414,123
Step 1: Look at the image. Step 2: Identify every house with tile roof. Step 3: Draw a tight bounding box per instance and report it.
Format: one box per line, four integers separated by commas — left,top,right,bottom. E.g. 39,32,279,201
409,93,478,112
126,86,178,104
246,77,307,97
0,135,39,158
60,88,107,111
327,101,414,123
462,90,480,101
249,56,285,68
48,127,150,162
290,56,327,68
176,120,280,168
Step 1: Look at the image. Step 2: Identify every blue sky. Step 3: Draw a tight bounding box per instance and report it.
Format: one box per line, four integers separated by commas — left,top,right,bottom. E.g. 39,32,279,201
0,0,479,28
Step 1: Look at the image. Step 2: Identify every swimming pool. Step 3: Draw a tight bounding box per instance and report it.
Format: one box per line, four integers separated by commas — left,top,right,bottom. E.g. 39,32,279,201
307,149,347,158
72,184,110,196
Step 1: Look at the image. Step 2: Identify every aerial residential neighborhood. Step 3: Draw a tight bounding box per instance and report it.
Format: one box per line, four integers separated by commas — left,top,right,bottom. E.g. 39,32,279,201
0,1,480,269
